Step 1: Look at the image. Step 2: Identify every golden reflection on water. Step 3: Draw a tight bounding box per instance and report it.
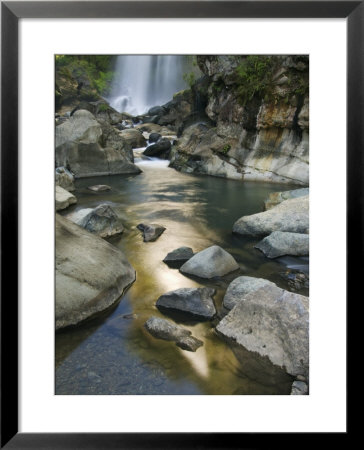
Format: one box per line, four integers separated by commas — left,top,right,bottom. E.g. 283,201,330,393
56,162,301,394
178,345,209,379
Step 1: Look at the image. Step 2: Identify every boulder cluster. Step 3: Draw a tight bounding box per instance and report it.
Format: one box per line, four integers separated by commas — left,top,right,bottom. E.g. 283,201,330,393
55,58,310,394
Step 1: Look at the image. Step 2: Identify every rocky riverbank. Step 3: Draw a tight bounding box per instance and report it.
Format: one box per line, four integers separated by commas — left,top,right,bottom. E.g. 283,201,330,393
55,55,309,395
169,56,309,185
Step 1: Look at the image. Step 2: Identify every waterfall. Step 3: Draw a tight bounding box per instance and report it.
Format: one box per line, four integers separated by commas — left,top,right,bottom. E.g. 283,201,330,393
108,55,188,115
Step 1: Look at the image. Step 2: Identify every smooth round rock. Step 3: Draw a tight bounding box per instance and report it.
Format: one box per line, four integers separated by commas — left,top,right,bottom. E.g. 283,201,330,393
180,245,239,279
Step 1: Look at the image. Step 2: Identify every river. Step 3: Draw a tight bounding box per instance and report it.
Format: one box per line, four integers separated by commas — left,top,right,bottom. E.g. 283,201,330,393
56,150,308,395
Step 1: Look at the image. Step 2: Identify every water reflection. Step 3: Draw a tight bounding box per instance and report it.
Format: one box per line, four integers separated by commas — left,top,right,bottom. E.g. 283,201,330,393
56,160,305,394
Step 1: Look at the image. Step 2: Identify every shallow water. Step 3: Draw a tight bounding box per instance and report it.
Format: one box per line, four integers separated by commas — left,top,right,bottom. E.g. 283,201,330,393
56,154,308,395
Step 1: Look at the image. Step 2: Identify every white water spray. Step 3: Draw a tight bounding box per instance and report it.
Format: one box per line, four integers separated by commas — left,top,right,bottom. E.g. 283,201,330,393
108,55,188,115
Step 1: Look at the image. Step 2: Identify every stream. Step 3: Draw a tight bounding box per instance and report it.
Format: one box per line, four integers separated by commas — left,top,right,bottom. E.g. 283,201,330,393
56,150,308,395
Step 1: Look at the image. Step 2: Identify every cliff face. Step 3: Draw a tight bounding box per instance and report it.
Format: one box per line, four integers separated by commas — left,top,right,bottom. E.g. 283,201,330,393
170,56,309,185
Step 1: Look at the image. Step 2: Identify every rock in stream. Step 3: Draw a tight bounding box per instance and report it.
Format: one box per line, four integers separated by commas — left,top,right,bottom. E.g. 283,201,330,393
255,231,309,258
137,223,166,242
156,287,216,320
55,214,135,330
233,195,309,237
216,285,309,378
144,316,203,352
163,247,194,267
180,245,239,279
66,204,124,238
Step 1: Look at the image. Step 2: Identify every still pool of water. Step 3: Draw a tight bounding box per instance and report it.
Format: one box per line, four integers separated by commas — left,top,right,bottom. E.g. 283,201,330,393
56,156,308,395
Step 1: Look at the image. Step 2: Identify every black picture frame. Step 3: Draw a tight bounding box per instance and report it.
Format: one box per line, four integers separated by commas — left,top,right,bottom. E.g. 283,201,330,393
1,1,356,448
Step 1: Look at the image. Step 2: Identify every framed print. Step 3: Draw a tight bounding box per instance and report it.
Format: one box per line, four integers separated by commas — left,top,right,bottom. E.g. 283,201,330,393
1,1,357,447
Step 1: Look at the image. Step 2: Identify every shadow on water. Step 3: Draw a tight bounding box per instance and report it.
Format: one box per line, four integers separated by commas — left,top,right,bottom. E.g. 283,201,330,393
55,293,130,368
56,161,307,394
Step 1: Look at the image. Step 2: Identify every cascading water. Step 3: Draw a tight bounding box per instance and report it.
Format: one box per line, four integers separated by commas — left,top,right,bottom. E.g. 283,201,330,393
108,55,189,115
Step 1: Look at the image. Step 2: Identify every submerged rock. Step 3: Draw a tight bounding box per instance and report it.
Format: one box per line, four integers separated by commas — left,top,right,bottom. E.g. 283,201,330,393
233,195,309,237
55,186,77,211
264,188,309,210
280,270,309,291
87,184,111,192
216,285,309,378
290,380,308,395
255,231,309,258
55,214,135,330
66,204,124,238
137,223,166,242
144,316,203,352
156,287,216,320
223,276,276,310
163,247,194,266
180,245,239,279
224,339,294,393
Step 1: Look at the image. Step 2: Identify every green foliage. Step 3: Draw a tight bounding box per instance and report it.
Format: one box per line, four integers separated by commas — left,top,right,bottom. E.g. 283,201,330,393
234,56,274,104
184,55,198,67
212,79,225,94
220,144,231,155
93,71,114,94
183,71,196,88
182,56,202,88
55,55,115,95
98,103,111,112
294,77,309,96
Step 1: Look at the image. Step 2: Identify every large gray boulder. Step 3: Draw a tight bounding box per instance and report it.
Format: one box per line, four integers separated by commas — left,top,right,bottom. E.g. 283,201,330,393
137,223,166,242
156,287,216,320
56,214,135,330
118,128,146,148
255,231,309,258
216,285,309,378
55,110,141,178
55,166,75,192
169,123,243,180
144,316,203,352
66,204,124,238
180,245,239,279
264,188,309,210
223,276,277,310
98,118,134,161
233,195,309,237
55,186,77,211
56,109,102,148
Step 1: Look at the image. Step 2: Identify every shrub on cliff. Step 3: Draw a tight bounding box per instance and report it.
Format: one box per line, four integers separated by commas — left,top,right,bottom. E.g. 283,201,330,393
232,55,309,105
234,56,274,104
55,55,116,109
